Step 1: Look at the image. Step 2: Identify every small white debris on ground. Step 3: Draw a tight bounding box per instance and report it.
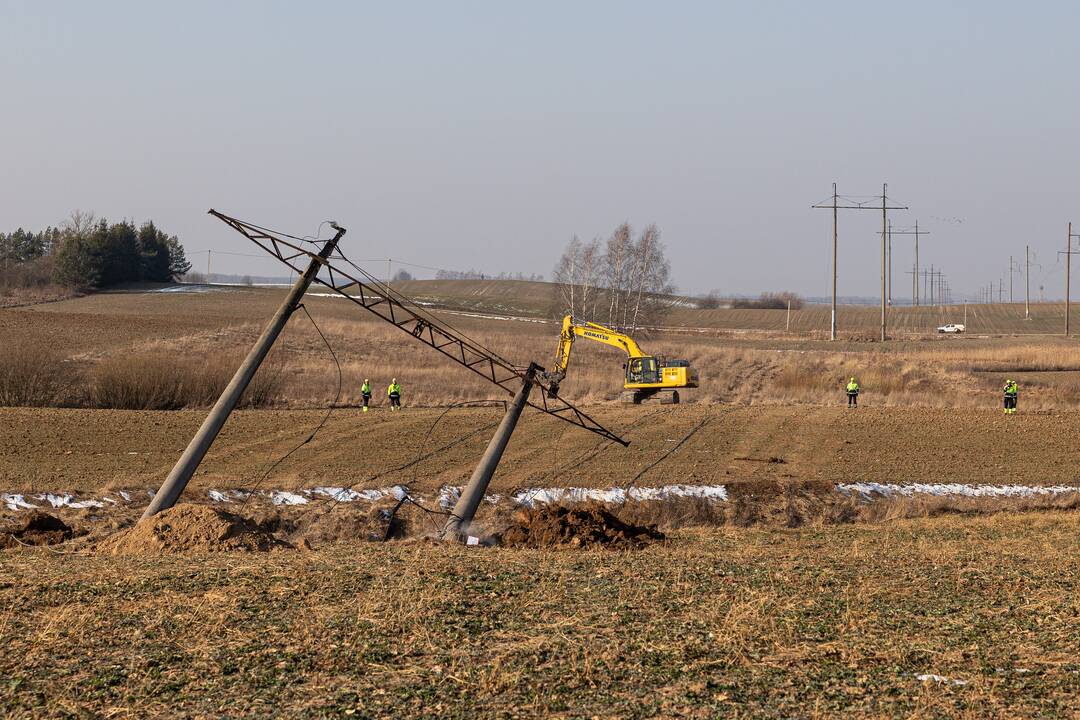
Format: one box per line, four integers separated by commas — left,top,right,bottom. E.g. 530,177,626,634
39,493,104,509
916,673,968,686
269,491,309,506
2,494,38,511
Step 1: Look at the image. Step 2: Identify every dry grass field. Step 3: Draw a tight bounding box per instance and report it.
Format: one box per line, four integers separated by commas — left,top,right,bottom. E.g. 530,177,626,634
4,280,1080,718
3,513,1079,718
5,282,1080,412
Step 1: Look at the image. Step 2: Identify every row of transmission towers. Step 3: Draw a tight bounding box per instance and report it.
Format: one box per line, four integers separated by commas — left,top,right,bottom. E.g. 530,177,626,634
812,183,950,341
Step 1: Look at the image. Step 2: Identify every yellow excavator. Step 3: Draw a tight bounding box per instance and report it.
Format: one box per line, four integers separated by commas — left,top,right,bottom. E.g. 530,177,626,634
543,315,699,404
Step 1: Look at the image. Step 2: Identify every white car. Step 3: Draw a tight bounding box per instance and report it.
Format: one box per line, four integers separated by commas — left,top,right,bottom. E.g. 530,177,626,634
937,323,965,334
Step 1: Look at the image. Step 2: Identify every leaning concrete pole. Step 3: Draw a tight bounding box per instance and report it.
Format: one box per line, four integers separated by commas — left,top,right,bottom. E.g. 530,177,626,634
142,226,345,520
443,364,539,540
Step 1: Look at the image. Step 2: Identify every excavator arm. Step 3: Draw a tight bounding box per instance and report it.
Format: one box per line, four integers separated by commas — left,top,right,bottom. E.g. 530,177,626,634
546,315,646,396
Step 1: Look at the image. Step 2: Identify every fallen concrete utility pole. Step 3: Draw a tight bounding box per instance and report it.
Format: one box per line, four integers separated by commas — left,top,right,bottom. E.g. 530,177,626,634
142,219,345,520
442,363,539,541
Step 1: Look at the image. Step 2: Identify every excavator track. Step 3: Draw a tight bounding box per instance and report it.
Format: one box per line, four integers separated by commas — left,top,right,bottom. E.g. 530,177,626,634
621,389,681,405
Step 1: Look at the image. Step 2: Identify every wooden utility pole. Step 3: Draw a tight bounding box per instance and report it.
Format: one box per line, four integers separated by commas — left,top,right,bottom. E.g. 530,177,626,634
1067,222,1079,336
832,185,838,340
891,223,929,306
887,219,893,306
915,220,921,306
880,184,887,341
1025,245,1030,319
812,184,906,341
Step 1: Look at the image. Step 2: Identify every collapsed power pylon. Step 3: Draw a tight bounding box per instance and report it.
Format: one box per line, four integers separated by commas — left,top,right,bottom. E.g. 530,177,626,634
143,210,627,541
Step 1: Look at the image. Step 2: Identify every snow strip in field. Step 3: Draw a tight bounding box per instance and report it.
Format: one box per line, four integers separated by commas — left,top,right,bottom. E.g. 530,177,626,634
512,484,730,508
839,483,1080,499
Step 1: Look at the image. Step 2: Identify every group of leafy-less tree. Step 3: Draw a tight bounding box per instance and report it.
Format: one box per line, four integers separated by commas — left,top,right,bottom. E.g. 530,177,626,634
0,211,191,290
553,223,671,334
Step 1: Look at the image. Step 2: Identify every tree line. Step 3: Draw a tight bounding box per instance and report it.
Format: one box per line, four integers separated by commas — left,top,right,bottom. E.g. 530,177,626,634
434,269,545,282
0,211,191,290
553,222,672,334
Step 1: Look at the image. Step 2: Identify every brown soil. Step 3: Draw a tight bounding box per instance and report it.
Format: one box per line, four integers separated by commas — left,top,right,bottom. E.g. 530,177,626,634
498,504,664,549
8,404,1080,498
102,503,292,555
0,511,73,548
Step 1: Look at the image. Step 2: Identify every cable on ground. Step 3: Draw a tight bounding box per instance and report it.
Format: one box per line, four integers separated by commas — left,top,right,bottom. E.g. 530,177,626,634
237,303,341,511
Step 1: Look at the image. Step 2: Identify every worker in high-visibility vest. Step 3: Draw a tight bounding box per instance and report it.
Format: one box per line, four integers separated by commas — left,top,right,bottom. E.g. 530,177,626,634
387,378,402,411
360,379,372,412
845,377,860,408
1003,379,1018,415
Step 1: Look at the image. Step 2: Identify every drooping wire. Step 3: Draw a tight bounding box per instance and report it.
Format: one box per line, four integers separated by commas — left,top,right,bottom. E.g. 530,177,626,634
236,303,341,511
303,399,509,535
620,408,712,504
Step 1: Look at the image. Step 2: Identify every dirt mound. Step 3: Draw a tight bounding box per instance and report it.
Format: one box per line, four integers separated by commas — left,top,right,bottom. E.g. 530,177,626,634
103,504,291,555
1,511,74,548
499,504,664,549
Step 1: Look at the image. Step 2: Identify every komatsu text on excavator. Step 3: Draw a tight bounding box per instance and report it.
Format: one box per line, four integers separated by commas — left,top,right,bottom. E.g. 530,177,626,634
543,315,699,404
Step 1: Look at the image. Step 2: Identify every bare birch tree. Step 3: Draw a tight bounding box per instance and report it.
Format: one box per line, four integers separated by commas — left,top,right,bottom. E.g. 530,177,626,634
554,223,671,331
553,235,602,319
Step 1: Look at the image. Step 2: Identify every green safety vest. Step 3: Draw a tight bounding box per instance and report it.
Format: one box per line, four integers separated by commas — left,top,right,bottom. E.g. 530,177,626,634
846,382,859,393
388,383,401,396
361,383,371,395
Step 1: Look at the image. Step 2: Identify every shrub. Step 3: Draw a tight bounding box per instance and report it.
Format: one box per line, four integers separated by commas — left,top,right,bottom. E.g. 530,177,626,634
90,352,283,410
732,292,803,310
0,341,74,407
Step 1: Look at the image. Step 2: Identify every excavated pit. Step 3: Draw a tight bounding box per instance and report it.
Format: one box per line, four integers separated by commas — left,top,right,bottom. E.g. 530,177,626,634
1,511,74,548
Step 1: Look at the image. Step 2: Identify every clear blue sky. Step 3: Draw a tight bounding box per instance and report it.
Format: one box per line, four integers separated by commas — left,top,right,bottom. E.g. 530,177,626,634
3,1,1078,298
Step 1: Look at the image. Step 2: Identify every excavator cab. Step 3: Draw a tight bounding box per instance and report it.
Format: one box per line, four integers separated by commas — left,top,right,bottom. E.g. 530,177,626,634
626,356,660,385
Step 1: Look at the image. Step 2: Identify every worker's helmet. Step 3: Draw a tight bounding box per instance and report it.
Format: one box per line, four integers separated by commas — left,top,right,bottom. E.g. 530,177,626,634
392,377,397,383
850,377,855,382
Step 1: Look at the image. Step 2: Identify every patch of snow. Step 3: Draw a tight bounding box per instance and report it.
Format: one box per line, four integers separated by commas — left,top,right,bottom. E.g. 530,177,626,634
439,486,462,510
310,485,409,502
269,491,309,506
916,674,968,686
118,490,131,501
37,493,104,509
2,493,38,511
151,284,221,293
839,483,1080,499
208,490,232,503
512,484,728,508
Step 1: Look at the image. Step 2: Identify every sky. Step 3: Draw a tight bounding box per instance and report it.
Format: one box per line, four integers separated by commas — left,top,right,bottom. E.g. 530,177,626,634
2,0,1079,299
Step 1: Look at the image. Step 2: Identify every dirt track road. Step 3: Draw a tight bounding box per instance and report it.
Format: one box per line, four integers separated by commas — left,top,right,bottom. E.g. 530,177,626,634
2,405,1077,496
